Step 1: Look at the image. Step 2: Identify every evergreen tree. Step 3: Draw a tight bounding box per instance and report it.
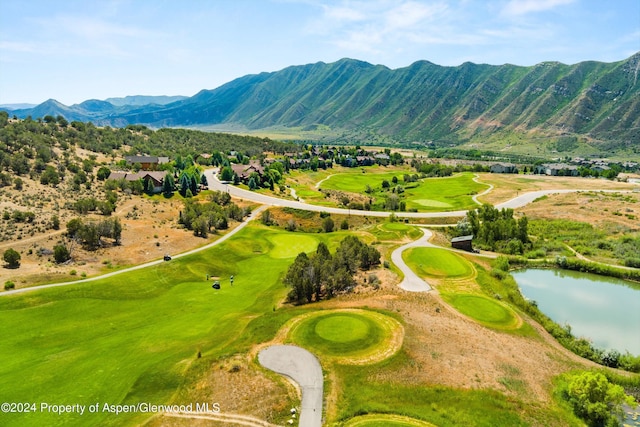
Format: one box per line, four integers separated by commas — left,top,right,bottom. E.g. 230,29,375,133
163,173,175,196
3,248,21,268
248,177,257,190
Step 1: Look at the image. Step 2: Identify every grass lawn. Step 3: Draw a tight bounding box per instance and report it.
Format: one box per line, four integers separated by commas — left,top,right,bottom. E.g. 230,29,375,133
441,294,521,330
320,171,487,212
0,225,346,427
403,173,487,211
321,170,407,193
369,222,422,242
287,309,403,365
403,247,474,279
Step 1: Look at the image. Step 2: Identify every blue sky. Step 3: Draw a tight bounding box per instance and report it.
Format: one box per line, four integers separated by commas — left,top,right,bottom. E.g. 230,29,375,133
1,0,638,105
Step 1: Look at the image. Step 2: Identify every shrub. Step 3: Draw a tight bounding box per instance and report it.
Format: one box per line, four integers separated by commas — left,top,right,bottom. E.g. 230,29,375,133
285,219,297,232
322,217,334,233
53,245,71,264
4,281,15,290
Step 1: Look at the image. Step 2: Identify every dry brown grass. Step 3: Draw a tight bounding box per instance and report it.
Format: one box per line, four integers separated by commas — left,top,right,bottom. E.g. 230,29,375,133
0,182,227,289
476,173,638,205
519,190,640,230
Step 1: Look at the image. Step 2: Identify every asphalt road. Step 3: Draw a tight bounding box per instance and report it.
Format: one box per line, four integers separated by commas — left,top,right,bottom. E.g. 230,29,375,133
205,169,632,218
258,345,324,427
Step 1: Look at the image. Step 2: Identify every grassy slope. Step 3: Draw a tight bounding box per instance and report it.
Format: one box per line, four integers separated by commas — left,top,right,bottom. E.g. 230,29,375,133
0,225,347,426
403,247,474,278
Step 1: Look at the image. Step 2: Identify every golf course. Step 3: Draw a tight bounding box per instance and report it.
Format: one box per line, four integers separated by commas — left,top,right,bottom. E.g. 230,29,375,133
308,169,488,212
0,225,348,426
2,171,638,427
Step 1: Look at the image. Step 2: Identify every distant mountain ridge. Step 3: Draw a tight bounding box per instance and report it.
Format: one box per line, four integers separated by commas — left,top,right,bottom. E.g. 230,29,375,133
105,95,188,106
4,55,639,152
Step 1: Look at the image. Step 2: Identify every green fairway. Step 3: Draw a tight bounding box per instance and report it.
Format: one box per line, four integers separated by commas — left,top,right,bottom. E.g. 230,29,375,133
403,247,474,279
370,222,422,241
267,233,319,258
403,173,486,211
287,309,403,364
321,170,403,193
442,294,521,330
0,225,336,427
319,171,487,212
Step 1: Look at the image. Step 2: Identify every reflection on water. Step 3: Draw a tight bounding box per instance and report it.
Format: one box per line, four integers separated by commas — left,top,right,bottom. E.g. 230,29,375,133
512,269,640,355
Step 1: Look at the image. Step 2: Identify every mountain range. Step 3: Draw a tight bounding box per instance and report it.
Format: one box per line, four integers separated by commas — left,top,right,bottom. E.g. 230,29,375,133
3,54,639,152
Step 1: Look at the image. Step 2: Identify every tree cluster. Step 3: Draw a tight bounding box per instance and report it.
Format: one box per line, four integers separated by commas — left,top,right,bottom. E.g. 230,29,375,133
561,371,635,427
411,160,455,177
462,204,529,254
178,191,248,237
66,217,122,250
284,236,380,304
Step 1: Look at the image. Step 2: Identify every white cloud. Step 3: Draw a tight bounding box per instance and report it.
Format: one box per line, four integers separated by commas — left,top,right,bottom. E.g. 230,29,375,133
307,0,453,54
502,0,575,16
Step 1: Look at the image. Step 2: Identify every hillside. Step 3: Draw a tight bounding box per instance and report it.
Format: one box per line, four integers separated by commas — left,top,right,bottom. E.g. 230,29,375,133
4,54,639,156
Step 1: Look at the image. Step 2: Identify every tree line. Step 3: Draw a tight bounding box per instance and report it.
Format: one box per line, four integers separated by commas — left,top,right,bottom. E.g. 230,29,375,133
457,204,529,254
284,236,380,304
178,191,249,237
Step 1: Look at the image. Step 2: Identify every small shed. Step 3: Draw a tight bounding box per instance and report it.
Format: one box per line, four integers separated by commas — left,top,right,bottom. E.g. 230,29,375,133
451,235,474,251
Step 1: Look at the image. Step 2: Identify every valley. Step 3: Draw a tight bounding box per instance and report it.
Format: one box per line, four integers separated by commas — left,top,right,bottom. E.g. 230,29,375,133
0,109,638,427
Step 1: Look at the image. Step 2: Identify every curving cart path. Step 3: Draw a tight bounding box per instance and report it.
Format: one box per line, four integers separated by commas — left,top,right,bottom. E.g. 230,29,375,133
391,228,435,292
0,205,267,297
258,345,323,427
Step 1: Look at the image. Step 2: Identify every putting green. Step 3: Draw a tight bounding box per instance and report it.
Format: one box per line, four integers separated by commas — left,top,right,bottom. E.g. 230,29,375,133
343,414,437,427
442,294,521,330
315,315,370,342
287,309,403,364
267,234,319,258
403,247,474,279
412,199,452,208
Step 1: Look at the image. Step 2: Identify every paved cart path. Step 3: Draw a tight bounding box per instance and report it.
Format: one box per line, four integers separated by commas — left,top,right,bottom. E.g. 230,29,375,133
258,345,323,427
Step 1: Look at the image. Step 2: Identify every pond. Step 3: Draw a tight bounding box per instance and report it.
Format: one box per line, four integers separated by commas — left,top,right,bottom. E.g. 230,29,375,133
512,268,640,355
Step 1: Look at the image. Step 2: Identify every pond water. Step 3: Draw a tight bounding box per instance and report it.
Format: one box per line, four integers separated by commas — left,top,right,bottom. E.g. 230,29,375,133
512,268,640,355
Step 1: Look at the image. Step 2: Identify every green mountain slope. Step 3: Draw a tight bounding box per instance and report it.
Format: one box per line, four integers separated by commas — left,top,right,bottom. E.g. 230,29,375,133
5,54,639,154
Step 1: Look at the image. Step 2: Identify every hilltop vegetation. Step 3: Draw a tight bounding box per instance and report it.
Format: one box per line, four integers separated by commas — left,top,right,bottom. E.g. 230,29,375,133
5,54,640,158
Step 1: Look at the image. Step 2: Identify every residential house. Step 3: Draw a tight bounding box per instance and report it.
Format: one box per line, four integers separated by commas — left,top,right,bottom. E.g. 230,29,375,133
124,155,170,171
490,162,517,174
107,171,166,193
231,161,265,183
535,163,579,176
